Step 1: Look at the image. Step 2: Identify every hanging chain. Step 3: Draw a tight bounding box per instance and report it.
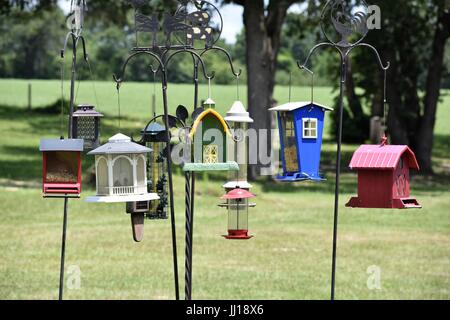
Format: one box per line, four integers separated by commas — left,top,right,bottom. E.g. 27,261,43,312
152,66,157,117
382,68,388,133
288,72,292,103
208,77,212,98
87,58,100,110
117,87,121,131
236,74,240,101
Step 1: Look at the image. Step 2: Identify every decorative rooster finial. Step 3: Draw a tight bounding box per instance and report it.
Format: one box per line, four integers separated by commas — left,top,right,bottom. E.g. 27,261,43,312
330,0,368,46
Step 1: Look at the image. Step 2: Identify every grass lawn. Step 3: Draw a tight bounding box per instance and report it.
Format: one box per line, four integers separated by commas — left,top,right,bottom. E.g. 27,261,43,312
0,79,449,300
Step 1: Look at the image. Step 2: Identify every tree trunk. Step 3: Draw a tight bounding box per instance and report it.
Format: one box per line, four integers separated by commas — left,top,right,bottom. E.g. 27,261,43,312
241,0,294,180
415,6,450,174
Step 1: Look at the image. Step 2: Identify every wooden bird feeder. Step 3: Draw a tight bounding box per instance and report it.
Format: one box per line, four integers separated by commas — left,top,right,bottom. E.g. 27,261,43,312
39,138,84,197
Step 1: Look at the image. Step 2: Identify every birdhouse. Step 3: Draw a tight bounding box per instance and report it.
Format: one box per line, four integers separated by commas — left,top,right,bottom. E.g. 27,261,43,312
137,121,169,219
269,101,332,181
221,188,256,240
346,141,421,209
39,138,84,197
85,133,159,203
72,104,103,150
183,98,238,172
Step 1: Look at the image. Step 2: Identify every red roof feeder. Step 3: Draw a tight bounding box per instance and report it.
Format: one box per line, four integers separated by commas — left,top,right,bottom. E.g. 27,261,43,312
40,138,84,197
221,188,256,240
346,141,421,209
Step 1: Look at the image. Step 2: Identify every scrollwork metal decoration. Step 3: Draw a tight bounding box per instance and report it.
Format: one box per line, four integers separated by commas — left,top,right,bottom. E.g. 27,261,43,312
132,0,223,49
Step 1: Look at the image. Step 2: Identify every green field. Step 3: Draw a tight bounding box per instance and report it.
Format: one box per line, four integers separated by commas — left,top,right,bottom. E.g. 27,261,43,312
0,79,449,300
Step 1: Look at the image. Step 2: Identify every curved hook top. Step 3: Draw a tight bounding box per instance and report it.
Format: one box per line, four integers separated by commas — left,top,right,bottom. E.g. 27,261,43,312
297,42,337,70
60,32,89,62
113,51,165,90
348,43,390,71
164,49,215,80
200,46,242,78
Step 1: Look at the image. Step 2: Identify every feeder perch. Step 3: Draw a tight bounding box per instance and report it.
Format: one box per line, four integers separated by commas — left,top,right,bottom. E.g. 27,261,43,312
72,104,103,150
221,188,256,240
269,101,332,182
346,143,421,209
39,138,84,197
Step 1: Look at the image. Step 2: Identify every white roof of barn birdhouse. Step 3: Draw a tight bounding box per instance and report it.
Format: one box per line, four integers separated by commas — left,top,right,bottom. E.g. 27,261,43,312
39,138,84,152
224,101,254,123
88,133,152,155
269,101,333,112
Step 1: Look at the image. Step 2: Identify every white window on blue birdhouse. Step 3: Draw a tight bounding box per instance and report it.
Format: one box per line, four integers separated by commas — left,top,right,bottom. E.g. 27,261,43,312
303,118,318,139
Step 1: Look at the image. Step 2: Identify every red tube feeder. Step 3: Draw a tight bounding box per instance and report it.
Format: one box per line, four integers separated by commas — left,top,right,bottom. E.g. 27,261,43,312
221,188,256,240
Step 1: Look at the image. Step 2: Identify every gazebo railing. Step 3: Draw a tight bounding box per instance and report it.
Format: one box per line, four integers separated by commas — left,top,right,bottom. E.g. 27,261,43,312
101,185,147,196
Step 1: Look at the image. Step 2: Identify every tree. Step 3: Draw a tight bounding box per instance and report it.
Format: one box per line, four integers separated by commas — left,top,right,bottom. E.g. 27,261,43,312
225,0,300,180
348,0,449,174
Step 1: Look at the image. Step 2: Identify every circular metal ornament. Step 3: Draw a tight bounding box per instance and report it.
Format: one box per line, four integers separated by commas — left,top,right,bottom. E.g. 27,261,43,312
320,0,369,48
173,0,223,49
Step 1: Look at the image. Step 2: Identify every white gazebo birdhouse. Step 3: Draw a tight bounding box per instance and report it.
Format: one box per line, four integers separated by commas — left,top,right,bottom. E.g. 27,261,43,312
85,133,159,203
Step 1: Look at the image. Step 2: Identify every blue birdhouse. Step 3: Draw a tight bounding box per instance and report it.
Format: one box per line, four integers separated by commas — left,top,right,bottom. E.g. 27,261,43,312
269,101,333,182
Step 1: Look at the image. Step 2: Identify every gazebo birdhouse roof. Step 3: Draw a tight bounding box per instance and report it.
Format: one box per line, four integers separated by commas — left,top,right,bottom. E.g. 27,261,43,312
269,101,333,112
88,133,152,155
224,101,254,123
349,144,420,170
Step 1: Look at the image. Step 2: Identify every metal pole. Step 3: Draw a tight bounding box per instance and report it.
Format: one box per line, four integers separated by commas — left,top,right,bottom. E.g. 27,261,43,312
330,52,347,300
68,34,77,137
184,62,199,300
184,172,192,300
161,69,180,300
58,34,78,301
58,197,69,300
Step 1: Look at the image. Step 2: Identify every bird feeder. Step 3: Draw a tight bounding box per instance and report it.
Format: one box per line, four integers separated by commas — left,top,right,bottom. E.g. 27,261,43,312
85,133,159,203
221,188,256,240
85,133,159,242
346,139,421,209
136,120,169,219
223,100,253,191
269,101,332,181
183,98,238,172
39,138,84,197
72,104,103,150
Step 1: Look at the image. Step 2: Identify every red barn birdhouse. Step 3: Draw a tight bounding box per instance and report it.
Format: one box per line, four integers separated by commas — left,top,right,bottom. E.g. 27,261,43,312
346,142,421,209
